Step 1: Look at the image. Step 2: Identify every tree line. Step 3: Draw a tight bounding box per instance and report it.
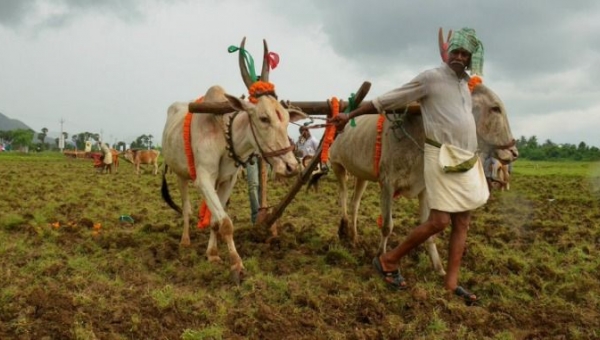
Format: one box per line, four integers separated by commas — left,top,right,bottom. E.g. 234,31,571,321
516,136,600,161
2,128,598,161
0,129,157,152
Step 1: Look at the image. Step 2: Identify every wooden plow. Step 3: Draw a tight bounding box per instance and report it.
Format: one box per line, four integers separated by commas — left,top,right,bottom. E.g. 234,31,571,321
187,81,422,233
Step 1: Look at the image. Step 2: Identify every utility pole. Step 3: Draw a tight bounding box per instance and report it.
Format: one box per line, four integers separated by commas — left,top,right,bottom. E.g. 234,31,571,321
59,118,65,152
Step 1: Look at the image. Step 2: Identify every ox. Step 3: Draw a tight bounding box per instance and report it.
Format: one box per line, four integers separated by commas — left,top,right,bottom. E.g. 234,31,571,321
124,149,160,175
327,82,518,276
161,38,306,282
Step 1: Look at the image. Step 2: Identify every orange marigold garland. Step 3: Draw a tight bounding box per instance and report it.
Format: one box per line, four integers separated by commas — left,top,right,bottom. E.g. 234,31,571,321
321,97,339,164
468,75,482,93
183,96,211,229
248,81,275,104
374,113,386,228
198,201,211,229
373,114,385,178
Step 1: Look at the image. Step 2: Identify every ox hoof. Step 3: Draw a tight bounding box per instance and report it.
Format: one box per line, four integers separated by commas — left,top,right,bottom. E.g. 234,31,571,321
208,256,222,263
230,267,246,285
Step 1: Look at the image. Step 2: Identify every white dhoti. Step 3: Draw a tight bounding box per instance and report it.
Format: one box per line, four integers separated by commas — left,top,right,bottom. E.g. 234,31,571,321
424,143,489,212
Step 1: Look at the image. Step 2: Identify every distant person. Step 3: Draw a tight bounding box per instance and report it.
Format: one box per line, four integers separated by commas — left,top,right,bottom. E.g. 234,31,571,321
296,126,319,163
484,155,501,191
99,141,113,174
246,155,261,225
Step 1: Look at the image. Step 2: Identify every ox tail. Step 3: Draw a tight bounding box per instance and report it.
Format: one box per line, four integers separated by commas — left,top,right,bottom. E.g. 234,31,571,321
161,165,182,215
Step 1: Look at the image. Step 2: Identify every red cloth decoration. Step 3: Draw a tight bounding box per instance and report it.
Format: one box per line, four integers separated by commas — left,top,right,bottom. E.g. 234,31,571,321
267,52,279,70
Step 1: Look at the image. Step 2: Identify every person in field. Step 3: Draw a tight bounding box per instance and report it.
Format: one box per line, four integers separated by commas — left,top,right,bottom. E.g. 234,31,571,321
295,126,318,159
329,27,487,304
99,141,113,174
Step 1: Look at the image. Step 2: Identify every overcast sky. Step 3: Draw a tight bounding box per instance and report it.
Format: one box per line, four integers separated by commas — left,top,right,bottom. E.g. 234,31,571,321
1,0,599,147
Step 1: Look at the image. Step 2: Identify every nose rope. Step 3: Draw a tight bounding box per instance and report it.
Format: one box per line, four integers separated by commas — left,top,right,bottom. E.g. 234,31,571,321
247,109,295,165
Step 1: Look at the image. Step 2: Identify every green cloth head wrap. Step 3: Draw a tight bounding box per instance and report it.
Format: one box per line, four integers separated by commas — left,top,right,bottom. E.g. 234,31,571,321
447,27,484,76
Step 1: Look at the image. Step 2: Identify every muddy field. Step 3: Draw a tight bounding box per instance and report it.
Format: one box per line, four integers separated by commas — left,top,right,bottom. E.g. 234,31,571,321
1,153,599,339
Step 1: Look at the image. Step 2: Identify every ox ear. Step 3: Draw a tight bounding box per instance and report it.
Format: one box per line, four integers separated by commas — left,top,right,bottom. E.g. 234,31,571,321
225,93,253,112
287,109,308,123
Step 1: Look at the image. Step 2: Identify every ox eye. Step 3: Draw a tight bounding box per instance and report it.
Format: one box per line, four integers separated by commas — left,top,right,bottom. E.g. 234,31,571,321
491,106,501,113
259,116,270,124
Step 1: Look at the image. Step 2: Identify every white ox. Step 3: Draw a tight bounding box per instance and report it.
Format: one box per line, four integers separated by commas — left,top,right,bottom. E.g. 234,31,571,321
328,83,518,276
161,38,306,282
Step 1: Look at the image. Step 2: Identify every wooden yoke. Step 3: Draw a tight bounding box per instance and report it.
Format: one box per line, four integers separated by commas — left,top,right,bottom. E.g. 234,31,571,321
280,81,372,116
187,81,420,116
188,101,234,114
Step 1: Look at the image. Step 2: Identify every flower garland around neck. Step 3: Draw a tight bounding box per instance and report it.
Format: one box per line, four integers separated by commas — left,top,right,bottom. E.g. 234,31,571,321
374,112,386,229
320,97,339,164
248,81,276,104
468,75,482,93
373,113,385,178
183,96,211,229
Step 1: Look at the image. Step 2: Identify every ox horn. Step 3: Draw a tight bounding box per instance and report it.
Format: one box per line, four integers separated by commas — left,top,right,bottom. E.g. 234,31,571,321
438,27,453,62
238,37,254,89
260,39,270,83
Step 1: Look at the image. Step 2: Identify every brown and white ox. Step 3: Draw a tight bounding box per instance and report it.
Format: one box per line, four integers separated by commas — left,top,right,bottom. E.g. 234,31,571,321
124,149,160,175
328,83,518,276
161,38,306,282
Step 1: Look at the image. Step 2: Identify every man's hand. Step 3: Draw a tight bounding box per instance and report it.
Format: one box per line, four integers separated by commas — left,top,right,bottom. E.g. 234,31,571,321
328,114,350,132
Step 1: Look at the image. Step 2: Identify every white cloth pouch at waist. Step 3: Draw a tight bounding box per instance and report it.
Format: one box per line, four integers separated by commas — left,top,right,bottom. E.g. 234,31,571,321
438,143,478,173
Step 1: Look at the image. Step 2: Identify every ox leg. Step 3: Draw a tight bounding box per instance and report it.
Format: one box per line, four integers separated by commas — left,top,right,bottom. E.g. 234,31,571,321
378,184,394,255
204,179,229,264
178,177,193,247
215,176,245,281
349,179,369,246
199,179,222,263
419,191,446,276
333,163,351,241
198,174,244,279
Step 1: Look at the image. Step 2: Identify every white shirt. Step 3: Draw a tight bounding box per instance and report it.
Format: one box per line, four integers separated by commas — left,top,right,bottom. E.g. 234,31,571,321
372,63,478,152
297,136,319,157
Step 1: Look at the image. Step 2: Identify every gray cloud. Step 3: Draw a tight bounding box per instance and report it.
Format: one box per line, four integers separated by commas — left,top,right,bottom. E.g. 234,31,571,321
0,0,170,31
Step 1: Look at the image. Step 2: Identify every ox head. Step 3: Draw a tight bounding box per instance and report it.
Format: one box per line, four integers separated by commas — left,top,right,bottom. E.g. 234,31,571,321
233,37,308,177
471,84,519,163
123,149,134,162
224,93,307,177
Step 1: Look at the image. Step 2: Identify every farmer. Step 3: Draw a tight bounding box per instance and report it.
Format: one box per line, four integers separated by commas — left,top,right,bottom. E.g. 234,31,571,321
329,27,488,304
99,141,113,174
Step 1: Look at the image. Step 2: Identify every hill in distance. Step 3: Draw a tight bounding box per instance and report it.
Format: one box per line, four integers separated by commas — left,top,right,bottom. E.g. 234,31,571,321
0,112,33,131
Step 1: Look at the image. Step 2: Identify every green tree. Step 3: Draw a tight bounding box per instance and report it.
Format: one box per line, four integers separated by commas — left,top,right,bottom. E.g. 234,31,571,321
10,129,35,151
